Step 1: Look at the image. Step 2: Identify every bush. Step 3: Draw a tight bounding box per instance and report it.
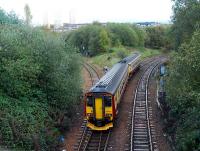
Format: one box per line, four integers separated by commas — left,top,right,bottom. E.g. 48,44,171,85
66,24,110,56
171,0,200,49
116,49,128,59
166,30,200,150
107,23,140,47
0,11,82,150
145,26,173,49
0,8,22,25
66,23,146,56
132,25,146,47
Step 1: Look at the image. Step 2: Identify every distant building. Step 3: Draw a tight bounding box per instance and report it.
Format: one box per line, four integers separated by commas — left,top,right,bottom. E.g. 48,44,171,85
51,22,162,32
63,23,89,31
136,22,160,27
52,22,107,32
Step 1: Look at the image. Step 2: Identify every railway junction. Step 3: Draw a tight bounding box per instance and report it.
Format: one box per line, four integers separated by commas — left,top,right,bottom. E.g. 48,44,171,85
64,56,171,151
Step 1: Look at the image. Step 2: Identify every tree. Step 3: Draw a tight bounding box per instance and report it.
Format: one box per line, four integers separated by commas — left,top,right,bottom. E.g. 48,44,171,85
107,23,139,47
166,30,200,151
144,25,173,50
67,24,110,56
132,25,146,47
0,9,82,150
66,23,146,56
0,8,22,24
99,29,110,50
171,0,200,49
24,4,32,25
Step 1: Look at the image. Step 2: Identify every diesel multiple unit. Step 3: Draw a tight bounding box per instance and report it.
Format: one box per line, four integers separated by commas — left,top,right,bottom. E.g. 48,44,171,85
84,53,141,130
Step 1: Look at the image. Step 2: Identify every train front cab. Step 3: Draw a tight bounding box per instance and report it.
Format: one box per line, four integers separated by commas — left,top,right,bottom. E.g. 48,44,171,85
85,92,115,130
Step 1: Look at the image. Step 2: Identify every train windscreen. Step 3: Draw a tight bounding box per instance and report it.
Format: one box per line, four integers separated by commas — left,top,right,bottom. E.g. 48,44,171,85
104,96,112,107
87,96,93,107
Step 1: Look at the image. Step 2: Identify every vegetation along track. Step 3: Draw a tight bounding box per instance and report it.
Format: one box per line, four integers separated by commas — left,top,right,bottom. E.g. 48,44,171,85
130,58,166,151
83,63,100,86
75,122,111,151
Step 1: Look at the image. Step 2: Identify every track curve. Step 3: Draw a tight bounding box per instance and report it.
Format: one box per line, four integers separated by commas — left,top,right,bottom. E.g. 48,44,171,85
130,58,166,151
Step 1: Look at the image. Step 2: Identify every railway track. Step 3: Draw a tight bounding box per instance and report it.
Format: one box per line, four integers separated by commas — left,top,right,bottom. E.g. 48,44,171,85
75,63,111,151
78,57,165,151
83,63,100,86
75,122,111,151
130,60,164,151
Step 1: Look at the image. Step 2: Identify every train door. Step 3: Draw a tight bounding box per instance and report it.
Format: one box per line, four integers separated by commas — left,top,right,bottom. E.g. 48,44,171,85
95,98,103,119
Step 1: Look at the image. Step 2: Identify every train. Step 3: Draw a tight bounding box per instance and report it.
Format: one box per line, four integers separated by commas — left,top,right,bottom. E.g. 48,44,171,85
84,53,141,130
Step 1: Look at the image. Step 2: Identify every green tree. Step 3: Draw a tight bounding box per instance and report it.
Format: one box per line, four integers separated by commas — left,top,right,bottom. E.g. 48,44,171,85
145,26,164,49
172,0,200,49
166,30,200,151
0,8,22,24
66,23,146,56
107,23,139,47
145,25,173,50
99,29,110,50
0,9,82,150
132,25,146,47
67,24,110,56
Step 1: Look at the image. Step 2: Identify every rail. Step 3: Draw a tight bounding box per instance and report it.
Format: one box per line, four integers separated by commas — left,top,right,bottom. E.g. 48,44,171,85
76,128,111,151
83,63,100,86
130,60,162,151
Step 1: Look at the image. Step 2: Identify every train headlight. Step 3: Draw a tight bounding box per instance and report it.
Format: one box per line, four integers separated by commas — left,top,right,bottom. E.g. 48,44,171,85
87,113,93,117
105,114,112,117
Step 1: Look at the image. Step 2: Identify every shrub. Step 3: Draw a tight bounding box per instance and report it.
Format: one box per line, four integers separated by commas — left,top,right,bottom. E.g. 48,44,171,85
166,30,200,150
145,25,173,50
67,24,110,56
66,23,146,56
116,49,128,59
107,23,139,47
0,11,81,150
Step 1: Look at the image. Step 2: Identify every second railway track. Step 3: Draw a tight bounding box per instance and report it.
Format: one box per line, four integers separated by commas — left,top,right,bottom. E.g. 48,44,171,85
78,57,165,151
130,59,165,151
83,63,100,86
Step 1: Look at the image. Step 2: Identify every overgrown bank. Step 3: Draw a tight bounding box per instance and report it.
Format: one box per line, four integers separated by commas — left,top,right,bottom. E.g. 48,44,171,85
87,47,162,68
165,0,200,150
0,9,82,150
166,30,200,151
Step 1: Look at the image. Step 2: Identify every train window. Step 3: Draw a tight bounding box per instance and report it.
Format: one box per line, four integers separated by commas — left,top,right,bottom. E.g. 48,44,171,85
87,96,93,107
104,96,112,107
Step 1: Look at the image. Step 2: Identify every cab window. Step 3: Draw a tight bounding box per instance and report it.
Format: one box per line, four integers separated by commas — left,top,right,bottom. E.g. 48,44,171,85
87,96,93,107
104,96,112,107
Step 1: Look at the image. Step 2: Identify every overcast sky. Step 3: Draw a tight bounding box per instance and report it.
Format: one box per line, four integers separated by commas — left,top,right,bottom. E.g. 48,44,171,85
0,0,173,25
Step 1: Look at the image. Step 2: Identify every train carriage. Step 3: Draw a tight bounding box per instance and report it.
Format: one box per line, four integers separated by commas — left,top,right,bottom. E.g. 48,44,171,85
84,53,141,130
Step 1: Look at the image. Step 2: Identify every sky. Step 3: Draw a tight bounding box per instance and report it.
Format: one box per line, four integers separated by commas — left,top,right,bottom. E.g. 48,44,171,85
0,0,173,25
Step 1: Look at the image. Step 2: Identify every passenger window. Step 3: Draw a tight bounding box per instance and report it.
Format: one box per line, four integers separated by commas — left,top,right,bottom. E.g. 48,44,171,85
104,96,112,107
87,96,93,107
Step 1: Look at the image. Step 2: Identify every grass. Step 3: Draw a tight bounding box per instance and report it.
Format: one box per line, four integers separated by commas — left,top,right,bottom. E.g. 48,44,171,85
137,47,162,59
87,47,162,68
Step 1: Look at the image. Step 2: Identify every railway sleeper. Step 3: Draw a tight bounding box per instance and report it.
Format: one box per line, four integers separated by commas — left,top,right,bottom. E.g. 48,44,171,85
133,140,149,144
133,148,149,151
134,144,150,148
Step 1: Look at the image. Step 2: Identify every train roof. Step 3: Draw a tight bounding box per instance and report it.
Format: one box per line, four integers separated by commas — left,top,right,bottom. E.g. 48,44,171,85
89,52,140,94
